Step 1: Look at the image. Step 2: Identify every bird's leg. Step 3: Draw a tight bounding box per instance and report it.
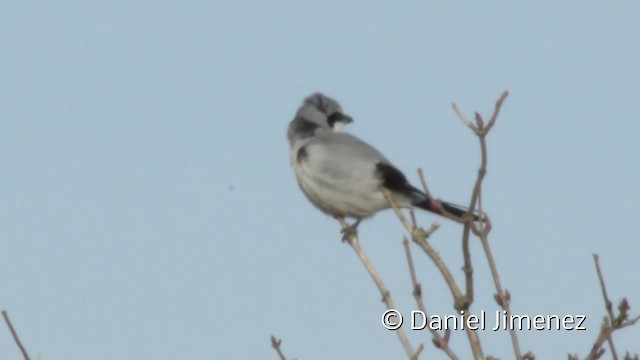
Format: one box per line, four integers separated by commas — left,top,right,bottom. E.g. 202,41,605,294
338,217,362,242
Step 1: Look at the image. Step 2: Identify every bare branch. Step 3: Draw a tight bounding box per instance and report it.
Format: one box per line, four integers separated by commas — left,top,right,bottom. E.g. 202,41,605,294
383,190,416,233
338,218,417,358
270,335,287,360
452,91,520,360
485,91,510,133
593,254,619,359
593,254,616,322
451,103,475,131
384,190,483,359
409,343,425,360
618,315,640,329
2,310,31,360
586,255,639,360
403,237,459,360
417,168,435,201
586,325,613,360
403,236,425,314
452,90,509,136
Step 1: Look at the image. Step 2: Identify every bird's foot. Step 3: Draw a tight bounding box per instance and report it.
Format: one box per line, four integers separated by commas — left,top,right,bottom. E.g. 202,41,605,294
341,226,357,242
339,219,362,243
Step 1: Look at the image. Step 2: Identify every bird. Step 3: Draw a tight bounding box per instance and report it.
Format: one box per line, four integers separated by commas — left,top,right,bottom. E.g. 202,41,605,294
287,92,480,236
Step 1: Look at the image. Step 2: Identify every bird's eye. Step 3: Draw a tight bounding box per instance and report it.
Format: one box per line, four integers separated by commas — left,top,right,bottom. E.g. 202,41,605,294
327,112,343,127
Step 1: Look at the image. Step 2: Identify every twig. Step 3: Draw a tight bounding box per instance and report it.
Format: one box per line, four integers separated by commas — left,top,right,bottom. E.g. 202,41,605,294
384,192,484,360
583,263,640,360
452,91,520,359
383,190,416,232
270,335,287,360
2,310,31,360
417,168,435,201
403,236,425,313
618,315,640,329
409,344,425,360
478,231,522,359
485,91,509,133
452,104,475,131
477,93,522,359
338,218,417,358
403,237,459,360
583,256,640,359
403,236,427,314
594,255,616,322
410,210,418,228
587,324,613,360
593,254,619,359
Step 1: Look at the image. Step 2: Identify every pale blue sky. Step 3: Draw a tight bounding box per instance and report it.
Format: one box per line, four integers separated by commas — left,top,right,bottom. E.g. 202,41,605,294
2,1,639,359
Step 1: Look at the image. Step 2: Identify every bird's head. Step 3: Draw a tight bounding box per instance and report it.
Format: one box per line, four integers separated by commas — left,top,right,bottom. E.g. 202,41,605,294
296,92,353,132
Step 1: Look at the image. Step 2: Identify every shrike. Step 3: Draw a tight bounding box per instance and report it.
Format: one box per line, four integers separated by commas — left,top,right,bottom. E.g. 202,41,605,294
287,92,479,234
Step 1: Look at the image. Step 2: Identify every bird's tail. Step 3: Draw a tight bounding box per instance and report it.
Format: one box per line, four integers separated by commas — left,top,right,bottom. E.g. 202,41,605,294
413,198,483,223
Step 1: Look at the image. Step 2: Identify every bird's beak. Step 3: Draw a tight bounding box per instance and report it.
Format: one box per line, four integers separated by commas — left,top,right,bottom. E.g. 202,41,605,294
341,114,354,123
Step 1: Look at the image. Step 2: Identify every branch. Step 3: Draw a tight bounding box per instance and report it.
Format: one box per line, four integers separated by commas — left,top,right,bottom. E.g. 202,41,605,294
403,236,459,360
410,344,425,360
338,218,417,358
2,310,31,360
452,91,521,359
585,255,640,360
593,254,619,359
270,335,287,360
384,191,484,359
384,191,461,302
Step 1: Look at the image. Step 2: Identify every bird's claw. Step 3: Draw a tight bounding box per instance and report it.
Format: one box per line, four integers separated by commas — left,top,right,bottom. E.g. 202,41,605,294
339,218,362,242
341,225,358,242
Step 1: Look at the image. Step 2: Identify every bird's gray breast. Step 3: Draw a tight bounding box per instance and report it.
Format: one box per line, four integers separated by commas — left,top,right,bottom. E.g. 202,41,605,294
292,134,390,218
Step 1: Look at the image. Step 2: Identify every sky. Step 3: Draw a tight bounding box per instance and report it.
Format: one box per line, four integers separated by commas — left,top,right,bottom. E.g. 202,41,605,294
1,1,639,359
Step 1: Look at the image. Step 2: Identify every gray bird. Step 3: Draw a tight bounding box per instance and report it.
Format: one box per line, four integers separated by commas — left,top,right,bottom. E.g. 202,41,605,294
287,92,478,234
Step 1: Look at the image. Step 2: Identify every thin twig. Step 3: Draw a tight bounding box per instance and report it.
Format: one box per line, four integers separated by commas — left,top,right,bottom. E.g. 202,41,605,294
452,104,475,131
2,310,31,360
403,236,425,313
608,332,620,359
338,218,416,358
403,237,459,360
478,93,522,359
594,255,616,322
585,312,640,360
410,210,418,228
589,254,620,360
592,254,620,360
417,168,435,200
384,192,483,359
618,315,640,329
270,335,287,360
414,228,483,359
383,190,415,232
478,232,522,358
409,344,425,360
485,91,509,133
452,91,519,360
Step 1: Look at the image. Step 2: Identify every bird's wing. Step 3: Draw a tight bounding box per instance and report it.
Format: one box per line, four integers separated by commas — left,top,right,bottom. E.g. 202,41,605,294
297,132,387,183
295,131,425,202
